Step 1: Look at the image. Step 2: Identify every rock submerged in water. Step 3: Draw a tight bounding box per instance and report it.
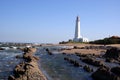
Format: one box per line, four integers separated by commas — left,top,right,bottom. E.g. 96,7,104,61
0,47,4,50
8,48,47,80
45,48,53,55
64,57,82,67
81,57,104,67
83,65,93,72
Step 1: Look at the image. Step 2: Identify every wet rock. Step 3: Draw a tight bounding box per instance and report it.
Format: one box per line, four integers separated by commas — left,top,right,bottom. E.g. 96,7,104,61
8,48,47,80
75,52,82,57
69,59,75,64
22,47,36,53
46,48,49,52
73,46,81,49
105,58,115,63
92,66,119,80
83,65,93,72
62,52,66,55
0,47,4,50
111,67,120,76
64,57,69,61
45,48,53,55
14,62,26,75
81,57,104,67
8,75,15,80
15,55,22,59
73,61,82,67
48,51,53,55
104,47,120,60
64,57,82,67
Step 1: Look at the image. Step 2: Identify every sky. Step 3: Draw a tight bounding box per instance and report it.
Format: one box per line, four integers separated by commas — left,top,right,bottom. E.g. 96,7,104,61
0,0,120,43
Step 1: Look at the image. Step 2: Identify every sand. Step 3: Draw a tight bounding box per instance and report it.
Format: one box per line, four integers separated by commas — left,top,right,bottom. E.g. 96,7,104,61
58,43,120,55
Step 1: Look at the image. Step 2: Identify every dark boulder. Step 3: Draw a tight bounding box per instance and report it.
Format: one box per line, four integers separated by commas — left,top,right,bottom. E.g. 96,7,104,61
105,58,115,63
73,46,81,49
111,67,120,76
73,61,82,67
62,52,66,55
15,55,22,59
8,75,15,80
92,66,119,80
0,47,4,50
104,47,120,60
83,65,93,72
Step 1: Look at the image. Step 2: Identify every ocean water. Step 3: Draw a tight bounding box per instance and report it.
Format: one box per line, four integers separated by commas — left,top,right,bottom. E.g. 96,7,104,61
0,49,22,80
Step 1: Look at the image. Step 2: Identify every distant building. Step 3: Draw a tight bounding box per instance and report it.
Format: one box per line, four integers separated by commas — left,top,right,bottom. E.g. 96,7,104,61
73,16,89,42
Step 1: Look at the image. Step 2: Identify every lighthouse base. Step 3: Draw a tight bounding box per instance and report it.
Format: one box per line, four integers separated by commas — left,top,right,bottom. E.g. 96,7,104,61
73,37,89,42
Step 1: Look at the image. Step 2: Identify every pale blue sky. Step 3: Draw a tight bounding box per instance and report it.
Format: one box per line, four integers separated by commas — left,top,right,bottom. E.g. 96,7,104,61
0,0,120,43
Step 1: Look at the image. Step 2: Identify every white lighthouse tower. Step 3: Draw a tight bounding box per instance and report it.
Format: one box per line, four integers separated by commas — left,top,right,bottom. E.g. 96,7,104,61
73,16,89,42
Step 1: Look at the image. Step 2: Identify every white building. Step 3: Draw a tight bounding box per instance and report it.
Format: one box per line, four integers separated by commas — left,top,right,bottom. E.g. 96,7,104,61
73,16,89,42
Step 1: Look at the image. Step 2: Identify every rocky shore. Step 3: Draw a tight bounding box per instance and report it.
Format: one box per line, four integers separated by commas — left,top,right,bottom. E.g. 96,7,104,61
8,48,47,80
60,45,120,80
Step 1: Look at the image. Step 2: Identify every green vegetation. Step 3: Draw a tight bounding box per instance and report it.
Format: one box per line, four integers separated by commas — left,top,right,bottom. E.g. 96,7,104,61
59,39,89,44
90,36,120,44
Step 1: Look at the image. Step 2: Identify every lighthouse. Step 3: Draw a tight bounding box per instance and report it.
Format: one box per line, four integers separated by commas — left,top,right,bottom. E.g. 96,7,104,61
73,16,89,42
74,16,81,39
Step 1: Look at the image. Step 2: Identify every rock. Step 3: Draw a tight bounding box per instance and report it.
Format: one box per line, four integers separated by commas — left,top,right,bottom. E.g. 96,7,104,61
33,56,39,61
8,75,15,80
81,57,104,67
104,47,120,60
83,65,93,72
73,46,81,49
73,61,82,67
46,48,49,52
111,67,120,76
92,66,119,80
64,57,69,61
8,48,47,80
22,47,36,53
64,57,82,67
105,58,115,63
45,48,53,55
62,52,66,55
0,47,4,50
15,55,22,59
48,51,53,55
14,63,26,75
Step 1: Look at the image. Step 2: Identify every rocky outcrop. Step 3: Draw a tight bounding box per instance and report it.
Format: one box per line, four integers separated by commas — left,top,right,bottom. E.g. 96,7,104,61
92,66,120,80
111,67,120,76
104,47,120,59
83,65,93,72
0,47,4,50
64,57,82,67
46,48,53,55
81,57,104,67
104,47,120,63
8,48,47,80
